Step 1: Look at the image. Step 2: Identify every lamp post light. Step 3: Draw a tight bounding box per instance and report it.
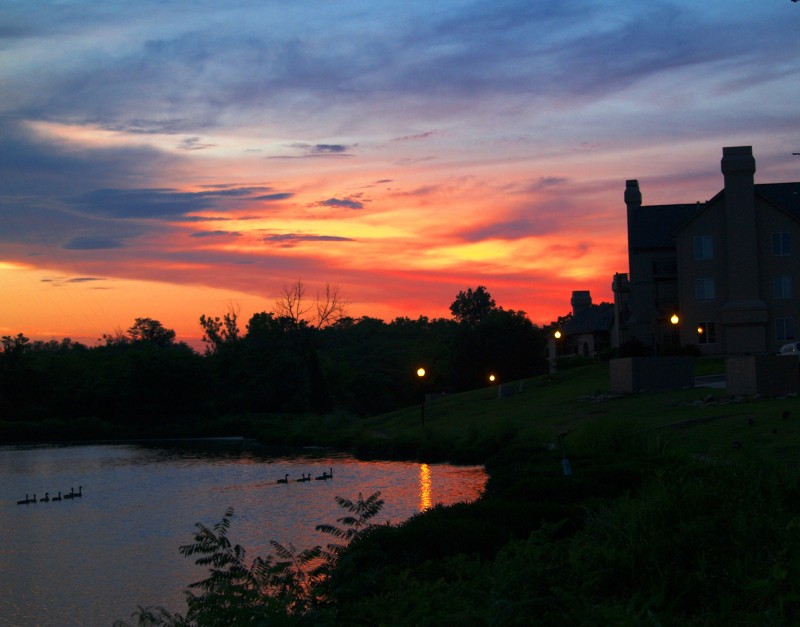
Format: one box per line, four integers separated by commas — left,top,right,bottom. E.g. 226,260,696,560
416,367,426,426
551,329,562,373
655,313,681,356
670,313,680,353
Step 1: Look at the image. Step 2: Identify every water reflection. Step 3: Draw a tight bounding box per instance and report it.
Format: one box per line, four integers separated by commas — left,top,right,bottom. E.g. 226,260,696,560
2,443,486,626
419,463,432,511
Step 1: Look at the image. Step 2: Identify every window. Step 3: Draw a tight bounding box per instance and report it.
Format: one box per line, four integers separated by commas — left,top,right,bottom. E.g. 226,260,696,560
693,235,713,260
695,278,715,302
774,276,793,299
773,232,791,256
776,318,796,341
697,321,717,345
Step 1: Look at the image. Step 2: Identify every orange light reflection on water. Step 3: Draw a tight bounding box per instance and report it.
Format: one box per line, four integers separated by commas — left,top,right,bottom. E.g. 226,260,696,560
419,463,432,511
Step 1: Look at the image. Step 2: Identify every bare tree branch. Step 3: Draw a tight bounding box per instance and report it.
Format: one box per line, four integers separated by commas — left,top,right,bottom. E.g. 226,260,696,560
275,280,347,328
275,280,313,327
315,283,347,328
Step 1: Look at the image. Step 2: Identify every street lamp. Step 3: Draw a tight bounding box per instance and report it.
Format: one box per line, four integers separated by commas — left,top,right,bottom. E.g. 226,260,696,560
416,367,426,426
656,313,681,356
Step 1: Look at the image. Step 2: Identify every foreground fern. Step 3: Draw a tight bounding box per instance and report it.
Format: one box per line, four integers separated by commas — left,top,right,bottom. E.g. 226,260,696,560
115,492,384,627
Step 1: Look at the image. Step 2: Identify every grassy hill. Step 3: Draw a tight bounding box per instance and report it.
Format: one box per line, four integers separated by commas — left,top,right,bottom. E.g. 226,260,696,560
260,359,800,466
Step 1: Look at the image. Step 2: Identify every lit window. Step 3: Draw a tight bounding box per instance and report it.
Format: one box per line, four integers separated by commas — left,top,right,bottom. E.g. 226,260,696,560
776,318,796,341
695,278,715,302
693,236,713,260
774,276,793,299
697,321,716,345
773,232,791,256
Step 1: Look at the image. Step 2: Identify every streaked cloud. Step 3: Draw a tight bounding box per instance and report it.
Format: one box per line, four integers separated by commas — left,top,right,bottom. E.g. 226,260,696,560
190,230,242,238
263,233,357,247
63,236,127,250
318,197,364,210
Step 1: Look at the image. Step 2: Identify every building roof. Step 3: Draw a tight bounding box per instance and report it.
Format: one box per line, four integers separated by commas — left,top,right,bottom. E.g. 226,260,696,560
628,203,704,250
756,182,800,220
563,302,614,335
660,182,800,236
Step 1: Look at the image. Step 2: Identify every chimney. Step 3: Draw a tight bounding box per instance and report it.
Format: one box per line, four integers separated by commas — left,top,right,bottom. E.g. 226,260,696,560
625,180,642,274
721,146,756,199
720,146,759,302
571,290,592,316
624,180,642,209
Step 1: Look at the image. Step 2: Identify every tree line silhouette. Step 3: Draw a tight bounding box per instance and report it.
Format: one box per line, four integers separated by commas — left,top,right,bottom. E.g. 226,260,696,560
0,286,549,440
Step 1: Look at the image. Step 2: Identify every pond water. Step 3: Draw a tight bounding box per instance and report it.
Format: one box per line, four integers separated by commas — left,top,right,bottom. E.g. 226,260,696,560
1,441,486,626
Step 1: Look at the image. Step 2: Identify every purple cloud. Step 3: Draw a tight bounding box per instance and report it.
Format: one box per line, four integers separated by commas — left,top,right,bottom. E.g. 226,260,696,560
319,197,364,210
190,230,242,238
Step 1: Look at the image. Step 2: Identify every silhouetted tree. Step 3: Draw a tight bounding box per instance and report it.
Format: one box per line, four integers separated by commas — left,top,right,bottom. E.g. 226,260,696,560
199,305,241,354
450,286,497,326
126,318,176,347
1,333,30,355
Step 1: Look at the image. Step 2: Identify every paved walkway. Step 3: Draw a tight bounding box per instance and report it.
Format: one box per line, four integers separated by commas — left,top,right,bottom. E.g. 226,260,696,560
694,374,725,388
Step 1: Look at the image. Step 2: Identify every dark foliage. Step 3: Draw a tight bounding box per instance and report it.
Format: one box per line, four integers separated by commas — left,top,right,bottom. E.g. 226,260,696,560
1,290,548,440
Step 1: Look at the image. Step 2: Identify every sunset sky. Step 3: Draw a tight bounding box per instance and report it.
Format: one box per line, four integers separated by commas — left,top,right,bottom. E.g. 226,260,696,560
2,1,799,347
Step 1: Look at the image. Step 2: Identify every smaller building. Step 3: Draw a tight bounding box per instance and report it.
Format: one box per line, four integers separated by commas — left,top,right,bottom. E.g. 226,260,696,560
552,291,614,359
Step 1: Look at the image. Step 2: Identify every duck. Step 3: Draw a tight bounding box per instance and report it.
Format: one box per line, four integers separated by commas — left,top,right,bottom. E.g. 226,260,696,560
315,468,333,480
16,494,30,505
40,492,50,503
52,491,62,502
277,474,289,484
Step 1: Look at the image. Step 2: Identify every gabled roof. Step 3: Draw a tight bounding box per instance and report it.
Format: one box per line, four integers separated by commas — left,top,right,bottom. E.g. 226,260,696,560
756,183,800,220
563,302,614,335
671,182,800,234
628,203,703,250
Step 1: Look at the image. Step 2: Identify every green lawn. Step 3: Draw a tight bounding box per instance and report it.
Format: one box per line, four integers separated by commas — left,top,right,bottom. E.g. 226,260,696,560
286,360,799,468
